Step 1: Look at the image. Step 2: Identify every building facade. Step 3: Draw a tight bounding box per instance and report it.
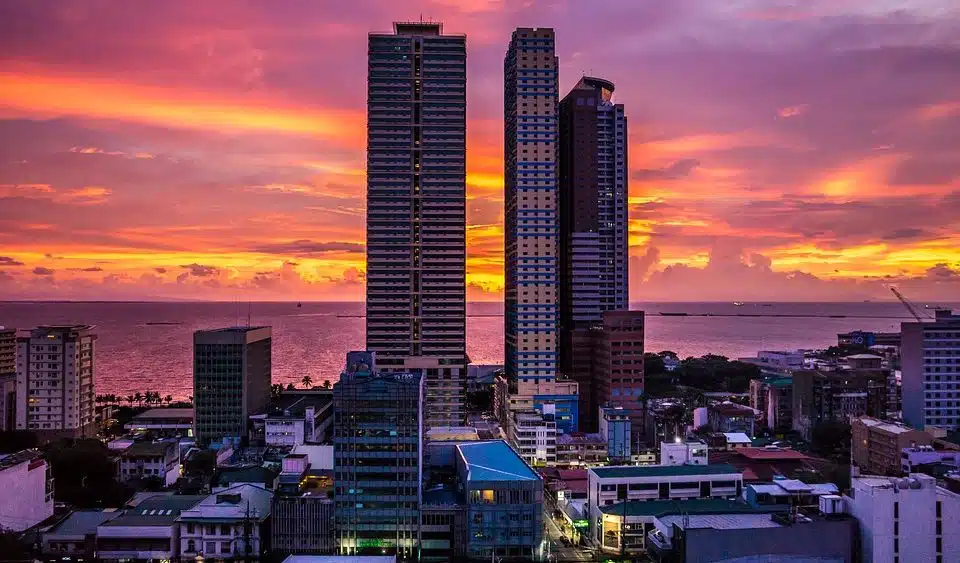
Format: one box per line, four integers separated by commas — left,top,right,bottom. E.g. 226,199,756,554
852,417,932,476
593,311,645,438
509,410,557,467
0,449,53,532
97,494,205,563
333,352,423,560
117,441,179,486
845,473,960,563
365,21,467,428
600,406,632,462
457,441,544,561
503,27,561,388
0,327,15,432
176,484,273,561
902,310,960,431
792,370,886,440
558,77,628,432
193,326,272,446
16,325,97,439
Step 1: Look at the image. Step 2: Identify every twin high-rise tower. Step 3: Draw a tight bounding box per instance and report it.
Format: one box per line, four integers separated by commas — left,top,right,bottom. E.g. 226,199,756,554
365,22,630,433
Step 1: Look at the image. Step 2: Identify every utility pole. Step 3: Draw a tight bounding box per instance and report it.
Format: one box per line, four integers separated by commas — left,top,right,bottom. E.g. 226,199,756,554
242,500,253,563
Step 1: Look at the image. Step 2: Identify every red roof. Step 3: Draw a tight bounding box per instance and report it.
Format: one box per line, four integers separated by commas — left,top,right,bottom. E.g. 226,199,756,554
738,447,809,461
558,468,587,480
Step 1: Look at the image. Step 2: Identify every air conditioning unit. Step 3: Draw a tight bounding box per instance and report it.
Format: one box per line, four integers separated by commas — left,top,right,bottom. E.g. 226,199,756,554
819,494,844,516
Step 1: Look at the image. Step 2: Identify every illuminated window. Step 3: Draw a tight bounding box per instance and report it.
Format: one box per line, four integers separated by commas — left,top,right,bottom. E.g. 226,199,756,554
481,490,495,503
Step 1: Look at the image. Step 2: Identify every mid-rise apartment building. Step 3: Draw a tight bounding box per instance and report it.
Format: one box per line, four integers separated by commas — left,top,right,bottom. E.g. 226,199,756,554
16,325,97,439
902,310,960,430
852,416,932,476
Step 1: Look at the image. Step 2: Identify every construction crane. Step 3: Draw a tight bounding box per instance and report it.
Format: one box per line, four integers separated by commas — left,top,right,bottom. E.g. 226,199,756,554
890,287,925,322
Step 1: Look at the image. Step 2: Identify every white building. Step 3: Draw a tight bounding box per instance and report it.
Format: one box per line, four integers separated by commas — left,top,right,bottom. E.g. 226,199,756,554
16,325,97,439
659,440,708,466
117,440,180,486
177,483,273,560
739,350,805,374
0,449,54,531
902,310,960,431
509,410,557,467
97,494,205,562
844,473,960,563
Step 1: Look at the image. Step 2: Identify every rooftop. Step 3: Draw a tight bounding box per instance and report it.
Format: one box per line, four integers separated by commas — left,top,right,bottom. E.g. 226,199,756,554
102,495,205,527
846,354,884,360
0,449,44,471
130,408,194,420
737,447,809,461
283,557,396,563
119,441,175,458
749,479,839,497
46,509,119,537
600,498,769,517
557,432,605,445
178,484,273,523
215,465,277,487
591,463,741,479
709,402,755,416
723,432,753,444
856,417,918,435
457,441,539,482
659,512,785,530
196,326,270,333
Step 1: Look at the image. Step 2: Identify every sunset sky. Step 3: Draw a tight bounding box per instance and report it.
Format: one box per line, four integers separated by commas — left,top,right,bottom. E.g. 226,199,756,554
1,0,958,302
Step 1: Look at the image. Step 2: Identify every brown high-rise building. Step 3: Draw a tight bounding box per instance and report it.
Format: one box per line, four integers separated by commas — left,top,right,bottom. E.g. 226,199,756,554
593,311,645,443
558,76,628,431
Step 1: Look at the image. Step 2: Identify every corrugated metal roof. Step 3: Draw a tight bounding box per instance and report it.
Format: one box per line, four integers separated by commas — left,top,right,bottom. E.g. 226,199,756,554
456,440,538,482
590,463,741,479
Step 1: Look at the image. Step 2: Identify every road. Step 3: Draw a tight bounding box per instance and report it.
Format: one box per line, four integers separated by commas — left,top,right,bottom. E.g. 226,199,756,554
544,504,595,562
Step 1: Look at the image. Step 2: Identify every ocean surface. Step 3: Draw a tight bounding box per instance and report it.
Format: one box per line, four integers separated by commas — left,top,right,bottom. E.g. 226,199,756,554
0,301,950,399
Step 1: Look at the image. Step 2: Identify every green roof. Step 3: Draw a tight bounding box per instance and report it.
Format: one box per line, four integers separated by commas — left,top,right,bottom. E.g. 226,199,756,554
768,377,793,388
590,463,741,479
599,498,778,517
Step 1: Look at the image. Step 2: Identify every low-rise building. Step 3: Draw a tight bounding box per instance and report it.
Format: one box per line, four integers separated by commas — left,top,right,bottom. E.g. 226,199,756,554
646,502,856,562
250,390,333,447
659,440,709,466
421,485,467,562
117,440,179,486
124,408,194,437
901,445,959,474
272,453,334,556
705,402,756,436
709,446,816,483
97,494,205,563
721,432,753,449
852,416,932,476
213,465,278,492
509,411,557,467
42,509,119,563
740,350,805,375
555,433,607,466
645,399,687,448
457,441,543,561
177,484,273,561
0,449,54,531
743,479,840,509
845,473,960,563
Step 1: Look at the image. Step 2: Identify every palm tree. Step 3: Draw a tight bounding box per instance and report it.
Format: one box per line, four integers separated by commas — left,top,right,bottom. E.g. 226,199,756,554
133,392,143,407
126,394,135,406
301,375,313,389
322,380,331,389
164,395,173,405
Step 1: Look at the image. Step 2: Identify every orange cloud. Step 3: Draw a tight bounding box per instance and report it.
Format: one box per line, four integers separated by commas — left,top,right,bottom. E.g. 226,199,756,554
0,71,364,141
777,104,809,118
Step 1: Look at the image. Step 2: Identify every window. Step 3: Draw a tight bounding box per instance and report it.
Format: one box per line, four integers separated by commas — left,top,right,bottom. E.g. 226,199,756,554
220,524,230,536
894,502,899,518
186,539,196,553
222,541,231,554
936,500,942,518
206,541,216,554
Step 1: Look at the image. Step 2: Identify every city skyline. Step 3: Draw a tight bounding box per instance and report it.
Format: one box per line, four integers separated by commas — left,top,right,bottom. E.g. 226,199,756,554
1,1,959,303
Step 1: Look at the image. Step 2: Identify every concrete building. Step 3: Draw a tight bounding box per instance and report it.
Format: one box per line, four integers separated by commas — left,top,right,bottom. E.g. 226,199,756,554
740,350,805,375
587,463,743,540
600,406,632,462
16,325,97,439
503,26,565,400
902,310,960,431
845,473,960,563
251,390,333,447
365,21,467,428
593,311,645,439
42,509,119,563
117,440,179,486
557,77,629,432
901,445,959,474
556,432,607,466
0,449,53,531
494,374,579,438
457,441,544,561
706,402,756,436
645,504,856,563
645,399,687,447
97,494,205,563
750,376,793,431
0,326,15,431
272,453,335,556
792,370,886,440
177,484,273,561
420,486,467,562
193,326,272,446
852,416,932,476
333,352,423,560
509,410,557,467
846,353,884,370
125,407,194,437
660,440,709,466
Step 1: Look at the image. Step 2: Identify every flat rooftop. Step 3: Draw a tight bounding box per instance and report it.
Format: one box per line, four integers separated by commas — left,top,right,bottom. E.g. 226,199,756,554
591,463,741,479
283,557,396,563
119,441,174,457
131,408,194,420
659,512,784,530
457,441,539,482
600,498,768,517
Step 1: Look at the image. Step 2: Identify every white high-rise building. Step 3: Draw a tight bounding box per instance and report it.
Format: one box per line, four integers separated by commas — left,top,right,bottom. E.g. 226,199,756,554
844,473,960,563
16,325,97,439
902,309,960,431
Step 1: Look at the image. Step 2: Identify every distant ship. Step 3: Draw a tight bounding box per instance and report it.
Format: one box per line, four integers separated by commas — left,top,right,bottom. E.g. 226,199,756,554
733,301,745,306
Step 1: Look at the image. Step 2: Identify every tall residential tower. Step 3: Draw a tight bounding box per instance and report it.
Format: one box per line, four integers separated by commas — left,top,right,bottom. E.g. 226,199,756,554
366,22,467,428
902,309,960,430
559,76,629,431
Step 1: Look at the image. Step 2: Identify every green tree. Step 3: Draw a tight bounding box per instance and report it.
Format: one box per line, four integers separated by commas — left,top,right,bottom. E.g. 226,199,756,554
811,421,852,462
301,375,313,389
185,450,217,477
644,353,666,375
44,439,131,507
0,430,39,454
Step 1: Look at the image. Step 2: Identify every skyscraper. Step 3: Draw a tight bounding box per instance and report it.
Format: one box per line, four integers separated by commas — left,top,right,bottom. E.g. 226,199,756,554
334,351,423,560
15,325,97,439
365,21,467,428
559,76,629,431
193,326,272,446
902,309,960,430
504,27,560,386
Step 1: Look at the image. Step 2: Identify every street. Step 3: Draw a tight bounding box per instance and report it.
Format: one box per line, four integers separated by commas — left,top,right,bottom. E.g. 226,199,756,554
544,504,596,562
